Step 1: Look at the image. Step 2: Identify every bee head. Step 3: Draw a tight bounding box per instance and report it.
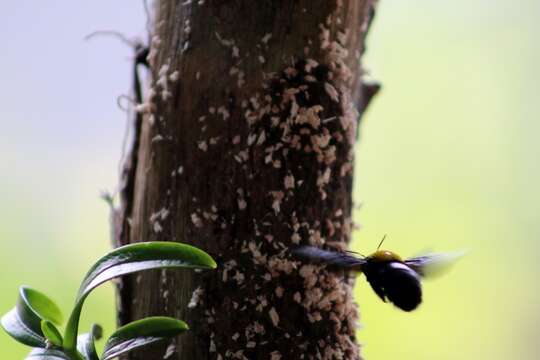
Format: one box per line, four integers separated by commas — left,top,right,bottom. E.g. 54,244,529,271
367,235,403,263
368,250,403,263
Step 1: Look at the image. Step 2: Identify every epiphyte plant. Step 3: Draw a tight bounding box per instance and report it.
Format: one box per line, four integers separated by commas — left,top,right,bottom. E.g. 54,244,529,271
293,236,463,311
1,242,216,360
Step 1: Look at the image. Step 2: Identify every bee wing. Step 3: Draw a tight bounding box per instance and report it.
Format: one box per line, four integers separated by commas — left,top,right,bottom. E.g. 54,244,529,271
405,250,466,278
291,246,366,271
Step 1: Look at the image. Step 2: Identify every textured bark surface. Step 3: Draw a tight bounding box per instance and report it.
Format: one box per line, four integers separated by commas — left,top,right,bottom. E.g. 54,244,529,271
117,0,378,359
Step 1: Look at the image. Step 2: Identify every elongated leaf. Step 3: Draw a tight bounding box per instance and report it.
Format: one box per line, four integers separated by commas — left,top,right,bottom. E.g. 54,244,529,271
63,242,216,351
78,242,216,299
41,320,63,347
102,317,188,360
77,324,102,360
2,309,45,348
1,287,63,347
26,348,71,360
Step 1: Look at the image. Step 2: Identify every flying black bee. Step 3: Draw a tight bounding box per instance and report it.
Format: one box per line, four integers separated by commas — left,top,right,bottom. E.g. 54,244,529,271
292,236,463,311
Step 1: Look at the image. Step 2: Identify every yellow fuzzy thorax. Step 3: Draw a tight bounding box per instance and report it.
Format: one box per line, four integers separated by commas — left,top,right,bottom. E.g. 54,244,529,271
368,250,403,262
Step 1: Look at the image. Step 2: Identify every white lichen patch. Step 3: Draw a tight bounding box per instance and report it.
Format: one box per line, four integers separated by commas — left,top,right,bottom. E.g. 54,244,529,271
191,212,203,228
256,295,268,312
238,71,246,88
262,33,272,44
150,208,170,222
198,140,208,152
153,221,163,233
156,62,173,101
163,343,176,359
284,174,295,189
215,32,234,47
152,135,164,143
324,82,339,102
184,19,191,35
270,191,284,214
267,256,295,276
238,198,247,210
149,208,169,233
233,271,245,285
247,132,257,146
217,106,230,121
147,35,161,68
317,167,331,188
222,259,238,282
291,232,301,244
268,307,279,327
169,71,179,82
307,311,322,323
188,286,204,308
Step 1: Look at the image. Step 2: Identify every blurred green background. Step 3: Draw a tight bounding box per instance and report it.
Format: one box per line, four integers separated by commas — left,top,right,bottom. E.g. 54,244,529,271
1,0,538,359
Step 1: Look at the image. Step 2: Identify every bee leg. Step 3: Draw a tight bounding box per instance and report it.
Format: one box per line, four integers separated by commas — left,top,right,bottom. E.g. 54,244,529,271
366,276,387,303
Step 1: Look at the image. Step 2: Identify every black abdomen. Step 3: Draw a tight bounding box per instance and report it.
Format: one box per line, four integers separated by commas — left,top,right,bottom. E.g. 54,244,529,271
364,261,422,312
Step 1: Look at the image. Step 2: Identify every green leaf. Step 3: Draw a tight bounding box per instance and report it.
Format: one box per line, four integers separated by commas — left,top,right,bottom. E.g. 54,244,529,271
1,287,63,348
26,348,71,359
102,317,188,360
63,242,216,351
78,242,216,298
77,324,102,360
41,320,63,347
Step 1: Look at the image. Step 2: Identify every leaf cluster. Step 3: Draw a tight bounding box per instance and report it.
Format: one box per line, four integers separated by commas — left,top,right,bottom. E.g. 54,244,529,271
1,242,216,359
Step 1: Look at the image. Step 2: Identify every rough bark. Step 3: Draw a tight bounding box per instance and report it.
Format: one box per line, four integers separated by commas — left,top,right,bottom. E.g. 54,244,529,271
117,0,378,359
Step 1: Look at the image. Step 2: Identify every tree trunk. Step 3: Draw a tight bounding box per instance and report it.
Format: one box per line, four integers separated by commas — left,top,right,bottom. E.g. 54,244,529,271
117,0,378,359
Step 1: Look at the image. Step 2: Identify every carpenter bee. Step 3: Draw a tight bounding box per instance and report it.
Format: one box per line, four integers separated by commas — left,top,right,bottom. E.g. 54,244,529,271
292,236,463,311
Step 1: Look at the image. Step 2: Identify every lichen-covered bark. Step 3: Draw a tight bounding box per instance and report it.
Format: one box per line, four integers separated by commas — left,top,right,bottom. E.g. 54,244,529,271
118,1,378,359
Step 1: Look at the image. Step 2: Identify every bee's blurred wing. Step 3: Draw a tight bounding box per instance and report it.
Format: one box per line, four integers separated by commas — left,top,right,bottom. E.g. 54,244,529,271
405,250,466,278
291,246,366,271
